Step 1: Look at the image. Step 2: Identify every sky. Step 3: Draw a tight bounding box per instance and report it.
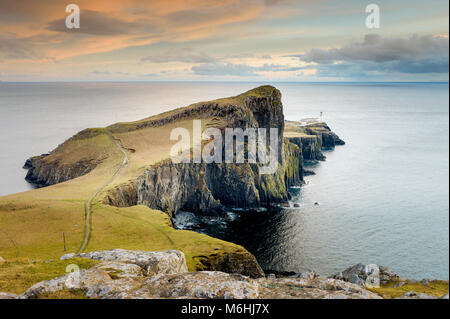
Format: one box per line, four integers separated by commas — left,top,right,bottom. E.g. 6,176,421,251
0,0,448,82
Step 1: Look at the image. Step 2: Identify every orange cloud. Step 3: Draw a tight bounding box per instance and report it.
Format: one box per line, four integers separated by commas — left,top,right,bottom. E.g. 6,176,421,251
0,0,273,62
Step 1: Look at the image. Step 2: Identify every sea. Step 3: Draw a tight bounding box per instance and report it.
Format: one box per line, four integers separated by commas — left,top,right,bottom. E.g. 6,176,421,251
0,81,448,279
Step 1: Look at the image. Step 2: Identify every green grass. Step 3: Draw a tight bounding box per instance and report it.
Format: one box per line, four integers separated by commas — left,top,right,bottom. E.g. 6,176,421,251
36,289,89,299
0,258,99,295
368,280,449,299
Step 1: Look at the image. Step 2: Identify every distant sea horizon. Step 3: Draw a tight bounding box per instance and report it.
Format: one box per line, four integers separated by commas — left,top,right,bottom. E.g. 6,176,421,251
0,81,448,279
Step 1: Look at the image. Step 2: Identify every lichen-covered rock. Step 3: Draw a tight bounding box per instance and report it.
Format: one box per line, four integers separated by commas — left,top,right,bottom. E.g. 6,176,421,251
141,271,260,299
258,276,382,299
94,262,144,279
195,249,265,279
396,291,436,299
332,263,399,286
20,268,114,299
0,292,18,299
78,249,188,276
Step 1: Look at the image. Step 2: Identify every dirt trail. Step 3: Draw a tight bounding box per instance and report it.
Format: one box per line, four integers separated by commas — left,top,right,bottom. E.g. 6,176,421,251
77,129,128,254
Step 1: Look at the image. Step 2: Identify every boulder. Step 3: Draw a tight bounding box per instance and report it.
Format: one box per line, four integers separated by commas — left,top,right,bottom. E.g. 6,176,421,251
140,271,260,299
439,293,449,299
332,264,399,286
396,291,436,299
258,276,381,299
0,292,18,299
20,268,113,299
0,256,5,263
93,262,144,279
77,249,188,276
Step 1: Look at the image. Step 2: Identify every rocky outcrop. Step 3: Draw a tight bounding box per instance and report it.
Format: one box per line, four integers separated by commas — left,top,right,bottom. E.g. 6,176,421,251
396,291,436,299
331,263,400,286
62,249,188,277
305,123,345,148
287,136,325,161
13,250,446,299
258,274,381,299
194,249,265,279
17,250,382,299
141,272,260,299
0,292,18,299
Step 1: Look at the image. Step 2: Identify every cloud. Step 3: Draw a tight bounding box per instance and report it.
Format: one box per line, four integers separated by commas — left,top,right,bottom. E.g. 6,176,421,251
294,34,448,64
289,34,449,77
46,10,157,36
192,62,258,76
90,70,111,75
191,62,303,76
141,51,217,63
0,34,57,61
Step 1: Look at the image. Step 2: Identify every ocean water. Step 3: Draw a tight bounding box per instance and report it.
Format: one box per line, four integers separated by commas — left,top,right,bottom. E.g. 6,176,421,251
0,82,448,279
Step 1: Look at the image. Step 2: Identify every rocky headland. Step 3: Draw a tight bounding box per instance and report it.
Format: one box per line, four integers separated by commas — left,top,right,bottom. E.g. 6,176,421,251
3,86,446,299
24,86,343,218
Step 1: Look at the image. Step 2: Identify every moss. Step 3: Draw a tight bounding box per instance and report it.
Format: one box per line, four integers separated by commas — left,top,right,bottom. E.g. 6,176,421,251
368,280,449,299
36,289,89,299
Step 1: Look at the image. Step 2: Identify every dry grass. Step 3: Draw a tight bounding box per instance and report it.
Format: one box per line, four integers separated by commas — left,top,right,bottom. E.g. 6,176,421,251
368,280,449,299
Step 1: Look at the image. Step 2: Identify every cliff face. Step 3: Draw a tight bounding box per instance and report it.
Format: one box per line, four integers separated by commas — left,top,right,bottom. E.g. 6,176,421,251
304,123,346,148
287,136,325,162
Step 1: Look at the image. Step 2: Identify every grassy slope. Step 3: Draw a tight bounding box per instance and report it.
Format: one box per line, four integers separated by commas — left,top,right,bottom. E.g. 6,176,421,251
0,88,275,294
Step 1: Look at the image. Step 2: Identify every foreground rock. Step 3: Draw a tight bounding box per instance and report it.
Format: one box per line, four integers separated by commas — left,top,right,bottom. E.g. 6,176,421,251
0,292,18,299
396,291,435,299
259,274,381,299
135,272,260,299
16,250,391,299
331,263,399,286
331,263,449,299
62,249,188,276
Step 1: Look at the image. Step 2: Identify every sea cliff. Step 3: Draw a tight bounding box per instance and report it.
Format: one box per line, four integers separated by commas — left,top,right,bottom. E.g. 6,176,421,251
24,86,343,218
